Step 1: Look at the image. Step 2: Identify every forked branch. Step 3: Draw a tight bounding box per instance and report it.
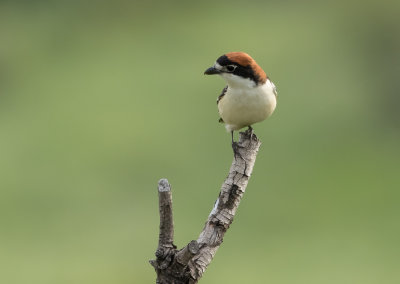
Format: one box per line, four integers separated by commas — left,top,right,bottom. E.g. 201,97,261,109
150,129,262,283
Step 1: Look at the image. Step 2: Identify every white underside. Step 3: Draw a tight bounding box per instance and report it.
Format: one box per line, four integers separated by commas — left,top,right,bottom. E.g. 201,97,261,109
218,79,277,132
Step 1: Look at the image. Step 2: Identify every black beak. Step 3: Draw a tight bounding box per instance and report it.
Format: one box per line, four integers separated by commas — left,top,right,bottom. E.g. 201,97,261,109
204,66,221,75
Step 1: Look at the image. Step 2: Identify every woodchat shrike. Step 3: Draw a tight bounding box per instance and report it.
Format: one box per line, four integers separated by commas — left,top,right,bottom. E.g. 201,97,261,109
204,52,277,143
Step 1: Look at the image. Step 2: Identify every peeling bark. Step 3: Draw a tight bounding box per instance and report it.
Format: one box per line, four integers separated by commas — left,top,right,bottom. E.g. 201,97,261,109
150,129,262,283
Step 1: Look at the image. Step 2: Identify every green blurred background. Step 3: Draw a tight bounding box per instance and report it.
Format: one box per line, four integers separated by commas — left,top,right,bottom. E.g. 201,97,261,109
1,0,399,283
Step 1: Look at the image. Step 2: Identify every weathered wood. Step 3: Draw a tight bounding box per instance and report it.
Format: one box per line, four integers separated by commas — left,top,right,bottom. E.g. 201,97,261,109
157,179,174,249
150,129,262,283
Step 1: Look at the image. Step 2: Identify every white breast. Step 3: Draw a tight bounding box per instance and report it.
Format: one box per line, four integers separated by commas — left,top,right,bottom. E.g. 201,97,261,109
218,79,277,132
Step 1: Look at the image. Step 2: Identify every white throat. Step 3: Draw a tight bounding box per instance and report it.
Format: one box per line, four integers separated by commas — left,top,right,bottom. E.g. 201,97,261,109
220,73,257,89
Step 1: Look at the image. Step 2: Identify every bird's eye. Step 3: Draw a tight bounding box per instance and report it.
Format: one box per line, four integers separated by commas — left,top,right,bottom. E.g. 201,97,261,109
226,65,236,72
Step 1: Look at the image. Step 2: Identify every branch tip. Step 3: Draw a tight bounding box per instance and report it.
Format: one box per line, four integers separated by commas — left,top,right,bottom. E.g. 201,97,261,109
158,178,171,192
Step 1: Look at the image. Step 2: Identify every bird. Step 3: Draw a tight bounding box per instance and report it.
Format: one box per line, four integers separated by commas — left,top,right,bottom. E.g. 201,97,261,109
204,52,277,146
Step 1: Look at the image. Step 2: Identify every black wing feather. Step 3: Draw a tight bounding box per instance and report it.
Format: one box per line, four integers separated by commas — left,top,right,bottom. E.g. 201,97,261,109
217,86,227,123
217,86,228,105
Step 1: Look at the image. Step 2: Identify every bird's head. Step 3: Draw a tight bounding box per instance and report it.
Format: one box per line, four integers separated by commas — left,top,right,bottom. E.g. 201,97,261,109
204,52,267,88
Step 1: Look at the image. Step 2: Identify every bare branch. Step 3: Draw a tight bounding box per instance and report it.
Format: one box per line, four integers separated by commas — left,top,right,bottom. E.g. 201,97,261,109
188,129,261,280
150,129,262,283
150,179,177,275
157,179,174,248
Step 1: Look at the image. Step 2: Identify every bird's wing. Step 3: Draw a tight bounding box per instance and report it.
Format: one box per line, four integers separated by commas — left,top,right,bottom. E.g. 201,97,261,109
217,86,228,123
217,86,228,105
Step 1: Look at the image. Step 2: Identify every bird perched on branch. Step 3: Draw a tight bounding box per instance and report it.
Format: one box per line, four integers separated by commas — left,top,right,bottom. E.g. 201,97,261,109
204,52,277,145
